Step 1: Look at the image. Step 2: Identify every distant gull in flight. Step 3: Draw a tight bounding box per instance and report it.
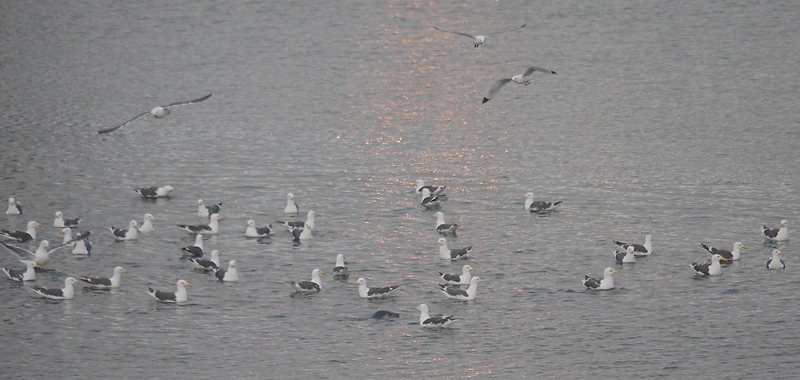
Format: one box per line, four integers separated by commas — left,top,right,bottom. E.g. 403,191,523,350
135,185,175,198
97,93,212,134
482,66,557,103
433,24,526,48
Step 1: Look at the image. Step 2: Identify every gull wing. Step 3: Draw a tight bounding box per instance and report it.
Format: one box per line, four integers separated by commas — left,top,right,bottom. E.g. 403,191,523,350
164,93,212,108
98,111,149,134
482,78,513,103
486,24,526,36
432,26,476,39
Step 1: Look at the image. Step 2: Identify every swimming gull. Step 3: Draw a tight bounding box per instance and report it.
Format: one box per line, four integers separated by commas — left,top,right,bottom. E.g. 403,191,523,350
139,213,157,234
435,238,472,260
189,249,221,270
53,211,81,228
762,220,789,241
372,310,400,319
2,260,40,282
767,249,785,270
97,93,212,134
288,268,325,292
615,235,653,256
414,179,446,195
80,266,128,288
432,24,525,48
522,192,562,213
354,277,400,298
438,276,484,300
181,234,205,257
420,188,441,209
699,242,746,261
178,213,223,234
333,253,349,278
147,279,192,303
583,267,618,290
482,66,557,103
245,220,273,238
614,246,636,264
214,260,239,282
32,277,81,300
432,211,458,235
284,193,299,214
5,197,21,215
416,303,458,328
1,221,42,243
110,220,139,240
691,254,727,276
134,185,175,198
197,199,223,218
278,210,318,231
437,264,475,285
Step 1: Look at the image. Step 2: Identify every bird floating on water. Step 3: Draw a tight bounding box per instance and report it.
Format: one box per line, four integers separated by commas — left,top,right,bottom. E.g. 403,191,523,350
197,199,223,218
245,220,273,238
433,24,526,48
699,242,746,261
181,234,205,257
437,264,475,285
767,249,785,270
523,192,562,213
438,276,484,300
178,214,223,234
432,211,458,235
1,221,42,243
414,179,446,196
189,249,221,271
354,277,400,299
333,253,348,279
284,193,299,214
32,277,81,300
5,197,22,215
53,211,80,228
420,188,441,209
2,260,40,282
615,235,653,256
583,268,618,290
139,214,157,234
288,268,324,292
147,279,192,303
435,238,472,260
110,220,139,241
482,66,556,103
762,220,789,241
416,303,458,328
614,246,636,264
691,254,727,276
134,185,175,198
214,260,239,282
97,93,212,134
80,266,128,289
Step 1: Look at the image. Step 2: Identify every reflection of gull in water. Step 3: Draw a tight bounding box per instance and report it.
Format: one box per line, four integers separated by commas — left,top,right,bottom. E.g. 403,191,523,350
433,24,526,48
98,93,212,134
482,66,557,103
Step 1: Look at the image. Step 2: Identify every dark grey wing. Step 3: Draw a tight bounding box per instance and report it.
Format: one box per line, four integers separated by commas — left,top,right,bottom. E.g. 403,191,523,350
111,227,127,238
0,230,33,243
486,24,526,36
762,226,779,238
81,276,111,287
443,286,468,297
181,246,203,257
14,201,22,214
614,250,626,263
295,281,321,291
190,258,217,270
372,310,399,319
136,187,158,197
3,268,23,281
691,263,710,276
523,66,558,77
206,203,223,214
450,246,472,259
34,287,64,298
64,218,81,227
441,273,461,283
154,290,177,302
214,268,226,281
582,276,600,289
0,241,33,258
368,286,399,296
164,93,212,108
432,26,476,39
98,111,149,134
483,78,513,103
256,226,272,236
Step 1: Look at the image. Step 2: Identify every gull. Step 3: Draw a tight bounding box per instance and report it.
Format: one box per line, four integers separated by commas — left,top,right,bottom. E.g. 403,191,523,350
0,240,71,266
522,192,562,213
189,249,221,271
181,234,205,257
437,264,475,285
699,242,746,261
433,24,526,48
332,253,349,279
288,268,325,292
6,197,22,215
138,213,157,234
177,214,223,234
134,185,175,198
284,193,299,214
1,221,42,243
583,268,619,290
80,266,128,289
214,260,239,282
762,220,789,241
432,211,458,235
413,179,446,195
613,246,636,264
32,277,81,300
197,199,223,218
482,66,557,103
691,254,727,276
354,277,401,298
53,211,81,228
98,93,212,134
435,238,472,260
438,276,484,300
767,249,785,270
416,304,458,328
245,220,273,238
2,260,40,282
147,280,192,303
110,220,139,241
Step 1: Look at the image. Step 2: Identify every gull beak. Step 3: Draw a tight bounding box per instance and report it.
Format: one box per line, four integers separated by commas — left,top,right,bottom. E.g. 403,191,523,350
470,268,476,271
75,280,82,284
59,230,64,234
720,258,728,261
414,307,420,310
321,272,327,275
354,282,359,285
153,218,157,222
742,246,747,249
186,284,193,287
614,271,620,274
219,217,225,220
37,224,43,227
779,252,784,256
35,264,41,268
124,270,129,274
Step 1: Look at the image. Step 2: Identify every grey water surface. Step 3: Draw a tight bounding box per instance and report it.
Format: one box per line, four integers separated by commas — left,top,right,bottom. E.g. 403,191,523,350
2,0,799,378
